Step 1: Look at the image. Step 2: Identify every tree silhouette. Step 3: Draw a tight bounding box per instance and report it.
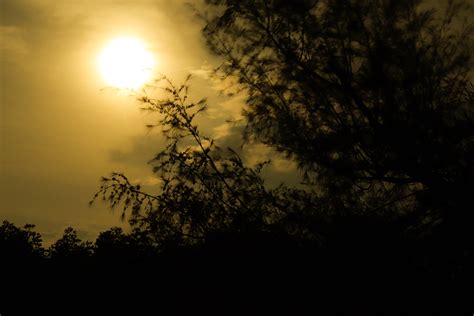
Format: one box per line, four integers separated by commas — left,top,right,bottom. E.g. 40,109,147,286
48,227,94,260
94,227,131,259
0,220,45,262
94,226,162,261
200,0,473,237
92,76,322,248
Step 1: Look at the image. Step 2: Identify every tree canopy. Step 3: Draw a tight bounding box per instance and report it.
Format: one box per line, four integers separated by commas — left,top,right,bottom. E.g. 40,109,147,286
0,220,45,262
201,0,474,233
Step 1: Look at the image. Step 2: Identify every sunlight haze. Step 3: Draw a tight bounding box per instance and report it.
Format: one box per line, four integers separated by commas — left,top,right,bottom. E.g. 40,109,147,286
0,0,213,244
0,0,301,245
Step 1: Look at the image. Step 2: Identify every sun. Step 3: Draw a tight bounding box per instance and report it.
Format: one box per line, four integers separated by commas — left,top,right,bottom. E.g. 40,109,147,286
97,37,155,89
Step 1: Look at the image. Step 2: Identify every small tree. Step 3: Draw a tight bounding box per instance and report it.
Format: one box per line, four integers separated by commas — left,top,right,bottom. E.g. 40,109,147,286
95,227,130,259
92,76,323,249
0,220,45,261
48,227,94,260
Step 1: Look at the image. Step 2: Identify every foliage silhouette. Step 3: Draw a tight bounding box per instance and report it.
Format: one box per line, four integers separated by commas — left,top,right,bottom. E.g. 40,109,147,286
92,75,325,248
201,0,474,236
0,219,471,313
94,226,161,261
94,226,131,259
0,220,45,262
48,226,94,261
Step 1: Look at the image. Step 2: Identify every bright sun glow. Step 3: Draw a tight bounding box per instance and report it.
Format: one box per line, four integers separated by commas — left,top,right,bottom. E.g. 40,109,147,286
98,37,155,89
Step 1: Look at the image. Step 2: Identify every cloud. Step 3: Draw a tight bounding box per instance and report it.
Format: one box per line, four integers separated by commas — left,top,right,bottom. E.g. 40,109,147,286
209,121,304,187
188,62,247,121
209,92,247,120
212,123,232,139
131,176,161,186
189,64,213,80
189,62,244,92
109,133,165,166
272,157,298,172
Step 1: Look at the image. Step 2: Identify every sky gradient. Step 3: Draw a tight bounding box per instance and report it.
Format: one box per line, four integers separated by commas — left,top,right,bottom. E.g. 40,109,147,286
0,0,301,244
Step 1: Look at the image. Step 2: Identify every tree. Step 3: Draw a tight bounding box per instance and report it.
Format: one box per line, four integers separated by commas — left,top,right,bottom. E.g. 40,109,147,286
0,220,45,262
48,227,94,260
94,226,160,260
94,227,131,259
201,0,473,234
92,76,322,248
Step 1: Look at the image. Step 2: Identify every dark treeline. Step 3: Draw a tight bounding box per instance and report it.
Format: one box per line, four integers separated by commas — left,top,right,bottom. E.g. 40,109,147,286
2,0,473,314
0,218,472,313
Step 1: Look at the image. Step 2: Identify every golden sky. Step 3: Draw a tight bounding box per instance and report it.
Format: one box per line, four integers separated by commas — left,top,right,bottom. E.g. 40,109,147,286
0,0,301,244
